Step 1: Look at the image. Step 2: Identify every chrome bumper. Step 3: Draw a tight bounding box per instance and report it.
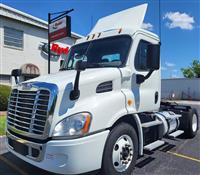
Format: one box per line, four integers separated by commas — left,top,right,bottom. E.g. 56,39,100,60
7,131,45,162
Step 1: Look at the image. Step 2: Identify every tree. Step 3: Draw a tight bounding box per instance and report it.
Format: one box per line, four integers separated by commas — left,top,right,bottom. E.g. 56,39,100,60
181,60,200,78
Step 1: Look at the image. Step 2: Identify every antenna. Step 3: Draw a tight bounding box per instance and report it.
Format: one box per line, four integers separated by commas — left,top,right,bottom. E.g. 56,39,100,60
91,15,94,30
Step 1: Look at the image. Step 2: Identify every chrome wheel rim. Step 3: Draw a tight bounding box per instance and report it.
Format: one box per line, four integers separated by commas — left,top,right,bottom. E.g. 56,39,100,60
192,114,198,132
112,135,133,172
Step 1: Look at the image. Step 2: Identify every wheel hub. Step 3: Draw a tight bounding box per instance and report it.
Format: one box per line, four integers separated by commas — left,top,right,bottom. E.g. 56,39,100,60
112,135,134,172
192,114,198,132
122,145,130,160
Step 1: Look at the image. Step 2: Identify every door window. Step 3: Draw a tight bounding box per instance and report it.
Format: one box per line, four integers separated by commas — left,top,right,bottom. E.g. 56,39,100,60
135,40,151,71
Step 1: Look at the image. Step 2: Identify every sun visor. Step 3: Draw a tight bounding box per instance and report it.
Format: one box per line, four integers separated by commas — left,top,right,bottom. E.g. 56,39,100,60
90,3,148,34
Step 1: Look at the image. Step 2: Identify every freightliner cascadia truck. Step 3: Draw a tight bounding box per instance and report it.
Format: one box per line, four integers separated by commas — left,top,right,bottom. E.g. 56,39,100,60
6,4,199,175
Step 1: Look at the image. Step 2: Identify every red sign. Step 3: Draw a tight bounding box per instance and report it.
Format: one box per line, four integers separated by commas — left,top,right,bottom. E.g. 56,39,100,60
40,42,70,58
49,16,71,42
51,43,69,55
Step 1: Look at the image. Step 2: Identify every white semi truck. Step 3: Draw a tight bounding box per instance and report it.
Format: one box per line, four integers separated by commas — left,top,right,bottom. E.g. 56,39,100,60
6,4,199,175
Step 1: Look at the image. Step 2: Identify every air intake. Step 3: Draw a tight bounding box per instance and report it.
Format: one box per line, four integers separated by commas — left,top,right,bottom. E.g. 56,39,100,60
96,81,113,93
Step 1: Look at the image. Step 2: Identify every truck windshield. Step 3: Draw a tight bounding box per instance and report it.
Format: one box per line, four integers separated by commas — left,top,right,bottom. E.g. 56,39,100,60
60,35,132,70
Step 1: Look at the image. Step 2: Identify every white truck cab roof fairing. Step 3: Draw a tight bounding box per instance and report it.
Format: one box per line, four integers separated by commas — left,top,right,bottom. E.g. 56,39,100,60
76,4,158,45
90,3,148,34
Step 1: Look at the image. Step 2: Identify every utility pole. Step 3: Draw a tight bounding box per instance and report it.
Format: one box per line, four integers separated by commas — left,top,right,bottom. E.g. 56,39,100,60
48,13,51,74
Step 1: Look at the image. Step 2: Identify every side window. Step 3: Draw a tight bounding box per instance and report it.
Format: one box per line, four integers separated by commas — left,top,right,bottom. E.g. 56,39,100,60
135,40,150,71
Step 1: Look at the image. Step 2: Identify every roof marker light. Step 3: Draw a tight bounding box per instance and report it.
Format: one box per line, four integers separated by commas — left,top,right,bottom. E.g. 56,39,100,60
118,28,122,34
98,33,101,38
92,34,95,39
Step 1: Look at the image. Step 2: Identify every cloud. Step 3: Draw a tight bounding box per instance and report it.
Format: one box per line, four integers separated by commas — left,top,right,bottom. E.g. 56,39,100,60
161,66,167,71
142,22,153,31
165,62,175,67
171,74,179,78
163,12,195,30
172,69,178,72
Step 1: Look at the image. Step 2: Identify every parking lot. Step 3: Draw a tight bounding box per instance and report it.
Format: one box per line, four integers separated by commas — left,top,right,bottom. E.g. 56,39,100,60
0,102,200,175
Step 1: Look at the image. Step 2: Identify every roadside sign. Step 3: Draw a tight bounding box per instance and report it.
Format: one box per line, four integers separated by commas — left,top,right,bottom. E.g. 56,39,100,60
49,16,71,42
47,9,73,74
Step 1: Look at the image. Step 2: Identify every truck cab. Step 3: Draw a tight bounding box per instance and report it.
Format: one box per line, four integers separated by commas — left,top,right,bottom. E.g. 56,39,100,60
6,4,198,175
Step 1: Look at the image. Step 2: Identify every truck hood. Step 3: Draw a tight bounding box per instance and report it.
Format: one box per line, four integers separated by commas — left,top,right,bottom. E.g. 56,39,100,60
25,68,122,118
26,68,121,90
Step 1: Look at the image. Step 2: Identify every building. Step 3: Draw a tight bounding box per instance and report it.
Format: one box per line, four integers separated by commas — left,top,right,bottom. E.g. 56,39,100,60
0,3,82,85
161,78,200,100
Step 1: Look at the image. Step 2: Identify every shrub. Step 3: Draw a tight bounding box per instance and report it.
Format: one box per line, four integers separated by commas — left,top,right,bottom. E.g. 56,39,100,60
0,85,11,111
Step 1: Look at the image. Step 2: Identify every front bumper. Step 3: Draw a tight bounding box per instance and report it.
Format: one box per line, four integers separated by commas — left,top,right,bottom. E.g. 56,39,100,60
6,130,109,174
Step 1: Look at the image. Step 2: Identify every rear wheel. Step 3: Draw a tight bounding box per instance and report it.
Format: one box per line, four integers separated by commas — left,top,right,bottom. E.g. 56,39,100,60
187,110,198,138
181,109,199,138
101,123,138,175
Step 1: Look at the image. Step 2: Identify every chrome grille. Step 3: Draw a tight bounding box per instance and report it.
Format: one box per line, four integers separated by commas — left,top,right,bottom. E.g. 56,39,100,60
7,89,50,135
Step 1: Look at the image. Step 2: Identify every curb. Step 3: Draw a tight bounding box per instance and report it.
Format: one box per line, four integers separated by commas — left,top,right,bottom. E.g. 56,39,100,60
0,135,6,139
0,135,8,155
0,111,7,116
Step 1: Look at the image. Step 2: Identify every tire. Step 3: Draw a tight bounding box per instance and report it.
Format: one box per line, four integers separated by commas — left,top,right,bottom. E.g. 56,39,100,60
179,108,199,138
101,123,138,175
186,109,199,138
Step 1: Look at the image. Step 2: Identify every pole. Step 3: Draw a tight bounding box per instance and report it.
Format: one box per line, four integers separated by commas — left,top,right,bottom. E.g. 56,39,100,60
48,13,51,74
159,0,161,41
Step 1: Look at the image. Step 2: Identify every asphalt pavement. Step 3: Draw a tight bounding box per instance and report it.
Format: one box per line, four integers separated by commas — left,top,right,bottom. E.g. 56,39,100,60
0,102,199,175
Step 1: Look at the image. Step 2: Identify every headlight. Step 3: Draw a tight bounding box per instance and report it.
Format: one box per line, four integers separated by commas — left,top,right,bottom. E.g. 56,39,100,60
52,112,92,137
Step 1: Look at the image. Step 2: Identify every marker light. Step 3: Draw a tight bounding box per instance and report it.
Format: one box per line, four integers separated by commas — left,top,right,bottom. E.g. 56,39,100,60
92,34,95,39
118,28,122,34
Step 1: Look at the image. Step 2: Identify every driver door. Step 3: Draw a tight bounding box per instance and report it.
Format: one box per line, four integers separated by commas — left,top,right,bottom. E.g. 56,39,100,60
131,33,161,112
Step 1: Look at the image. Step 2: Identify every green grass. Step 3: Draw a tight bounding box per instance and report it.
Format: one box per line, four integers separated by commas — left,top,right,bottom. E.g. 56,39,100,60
0,116,6,136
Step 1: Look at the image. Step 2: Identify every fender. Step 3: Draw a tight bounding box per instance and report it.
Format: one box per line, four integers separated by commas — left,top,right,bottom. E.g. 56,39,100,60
108,113,144,156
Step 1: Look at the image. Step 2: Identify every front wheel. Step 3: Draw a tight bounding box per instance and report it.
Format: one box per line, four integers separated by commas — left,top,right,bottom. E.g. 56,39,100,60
101,123,138,175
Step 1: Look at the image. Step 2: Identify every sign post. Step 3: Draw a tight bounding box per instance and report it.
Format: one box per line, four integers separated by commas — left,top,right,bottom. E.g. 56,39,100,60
48,9,73,74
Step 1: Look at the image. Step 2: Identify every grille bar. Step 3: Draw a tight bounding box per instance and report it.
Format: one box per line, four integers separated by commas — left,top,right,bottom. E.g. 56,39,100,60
8,113,31,121
7,88,50,136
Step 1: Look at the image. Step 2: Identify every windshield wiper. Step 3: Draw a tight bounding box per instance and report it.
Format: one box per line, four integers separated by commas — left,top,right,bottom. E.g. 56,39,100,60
59,68,73,71
86,63,102,68
59,62,118,71
86,63,119,68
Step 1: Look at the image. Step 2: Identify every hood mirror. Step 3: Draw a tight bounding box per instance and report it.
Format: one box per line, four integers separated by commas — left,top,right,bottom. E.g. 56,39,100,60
11,69,22,84
70,60,86,100
75,60,87,71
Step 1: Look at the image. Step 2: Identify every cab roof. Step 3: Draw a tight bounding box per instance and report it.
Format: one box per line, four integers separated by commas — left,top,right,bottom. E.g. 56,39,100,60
76,4,159,44
90,3,147,34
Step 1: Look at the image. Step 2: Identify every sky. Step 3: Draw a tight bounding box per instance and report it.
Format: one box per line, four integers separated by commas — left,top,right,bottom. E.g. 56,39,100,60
1,0,200,78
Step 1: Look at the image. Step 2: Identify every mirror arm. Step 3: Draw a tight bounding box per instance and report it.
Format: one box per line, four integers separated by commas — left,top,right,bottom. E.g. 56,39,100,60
136,69,154,84
70,70,81,100
14,76,19,84
70,60,86,101
144,69,154,80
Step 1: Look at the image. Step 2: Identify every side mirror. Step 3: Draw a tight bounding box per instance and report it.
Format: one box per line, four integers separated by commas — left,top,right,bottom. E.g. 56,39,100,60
147,44,160,70
70,61,86,100
11,69,22,84
75,60,87,71
136,74,145,84
11,69,22,77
